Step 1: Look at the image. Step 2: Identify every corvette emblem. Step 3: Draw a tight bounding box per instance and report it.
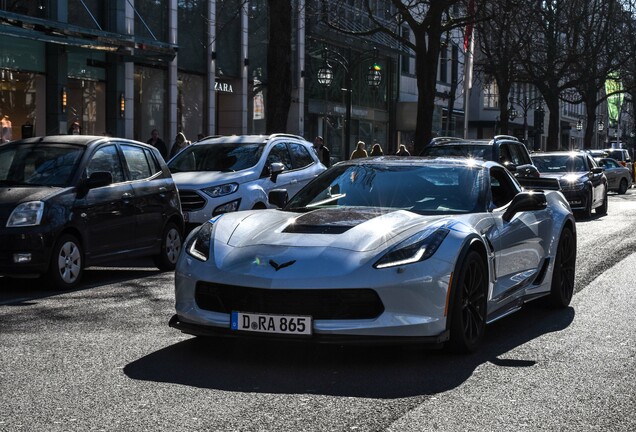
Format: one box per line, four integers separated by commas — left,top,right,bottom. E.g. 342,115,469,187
269,259,296,271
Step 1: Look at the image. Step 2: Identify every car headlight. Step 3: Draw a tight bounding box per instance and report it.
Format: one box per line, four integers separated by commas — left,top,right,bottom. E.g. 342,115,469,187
185,221,214,261
374,228,450,269
202,183,239,198
6,201,45,227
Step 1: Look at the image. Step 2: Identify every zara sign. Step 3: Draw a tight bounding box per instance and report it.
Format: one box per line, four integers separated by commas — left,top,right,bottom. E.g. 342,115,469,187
215,82,233,93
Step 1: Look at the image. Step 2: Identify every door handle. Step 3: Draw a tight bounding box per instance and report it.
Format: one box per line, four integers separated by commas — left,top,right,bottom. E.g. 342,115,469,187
159,187,167,193
122,192,133,200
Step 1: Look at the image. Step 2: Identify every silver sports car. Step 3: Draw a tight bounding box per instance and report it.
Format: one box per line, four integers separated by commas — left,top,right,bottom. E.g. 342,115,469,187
170,157,576,352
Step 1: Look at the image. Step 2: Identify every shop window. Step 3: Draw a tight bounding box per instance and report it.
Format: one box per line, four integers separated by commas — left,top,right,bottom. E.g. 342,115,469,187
134,66,167,143
177,73,204,141
66,78,106,136
0,71,46,140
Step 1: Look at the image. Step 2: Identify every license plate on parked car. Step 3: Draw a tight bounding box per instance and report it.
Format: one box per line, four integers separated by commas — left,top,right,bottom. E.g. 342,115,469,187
231,311,312,335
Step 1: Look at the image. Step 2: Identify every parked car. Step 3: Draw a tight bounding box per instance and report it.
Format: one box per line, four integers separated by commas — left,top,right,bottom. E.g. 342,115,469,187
595,157,632,194
170,157,576,353
421,135,540,178
604,148,633,179
0,135,184,289
168,134,326,230
532,151,608,218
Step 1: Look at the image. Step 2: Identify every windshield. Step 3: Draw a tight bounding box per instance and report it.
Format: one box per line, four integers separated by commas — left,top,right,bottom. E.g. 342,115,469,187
421,144,493,160
286,163,487,215
0,143,85,187
533,154,587,173
168,142,266,173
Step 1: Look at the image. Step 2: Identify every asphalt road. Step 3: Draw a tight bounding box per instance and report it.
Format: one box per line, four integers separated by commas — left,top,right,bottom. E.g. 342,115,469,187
1,191,635,431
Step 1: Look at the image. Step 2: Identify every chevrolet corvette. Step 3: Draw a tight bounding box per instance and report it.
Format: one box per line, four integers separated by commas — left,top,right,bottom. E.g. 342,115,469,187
169,157,576,352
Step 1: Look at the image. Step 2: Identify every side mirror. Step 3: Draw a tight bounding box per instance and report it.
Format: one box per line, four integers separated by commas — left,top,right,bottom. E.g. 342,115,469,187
591,167,603,174
86,171,113,189
270,162,285,183
268,189,288,208
502,191,547,222
502,162,517,172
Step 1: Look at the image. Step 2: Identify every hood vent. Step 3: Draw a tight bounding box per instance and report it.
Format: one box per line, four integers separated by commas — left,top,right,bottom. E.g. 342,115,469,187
281,207,391,235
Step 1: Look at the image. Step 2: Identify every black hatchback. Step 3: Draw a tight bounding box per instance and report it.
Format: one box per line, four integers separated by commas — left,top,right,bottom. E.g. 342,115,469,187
0,135,184,289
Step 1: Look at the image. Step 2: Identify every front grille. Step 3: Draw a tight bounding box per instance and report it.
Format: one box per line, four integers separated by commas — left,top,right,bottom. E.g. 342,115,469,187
179,190,206,211
195,282,384,320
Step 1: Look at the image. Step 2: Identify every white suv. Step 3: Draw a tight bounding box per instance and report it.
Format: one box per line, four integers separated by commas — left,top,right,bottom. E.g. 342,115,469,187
168,134,326,228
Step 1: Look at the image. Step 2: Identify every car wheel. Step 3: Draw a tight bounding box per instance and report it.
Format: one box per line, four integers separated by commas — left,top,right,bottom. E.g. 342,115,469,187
153,222,183,271
618,178,628,195
547,227,576,308
48,233,83,290
596,187,608,215
447,250,488,353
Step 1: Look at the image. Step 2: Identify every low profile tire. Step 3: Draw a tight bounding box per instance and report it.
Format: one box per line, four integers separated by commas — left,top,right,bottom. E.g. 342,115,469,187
596,187,608,215
153,222,183,271
618,178,628,195
547,227,576,308
447,250,488,354
48,233,83,290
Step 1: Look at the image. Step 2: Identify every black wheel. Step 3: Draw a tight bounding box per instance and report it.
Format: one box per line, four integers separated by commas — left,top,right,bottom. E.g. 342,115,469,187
547,227,576,308
252,202,267,210
618,178,628,195
447,250,488,353
153,222,183,271
48,233,83,290
596,187,608,215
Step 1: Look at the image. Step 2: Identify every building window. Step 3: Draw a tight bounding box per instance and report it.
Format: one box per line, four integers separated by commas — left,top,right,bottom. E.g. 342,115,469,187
68,0,104,29
401,26,410,75
177,73,204,140
483,79,499,108
134,66,167,143
135,0,168,42
439,44,448,83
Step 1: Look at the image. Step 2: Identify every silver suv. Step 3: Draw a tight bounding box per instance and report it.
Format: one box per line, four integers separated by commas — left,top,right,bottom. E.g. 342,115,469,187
168,134,326,229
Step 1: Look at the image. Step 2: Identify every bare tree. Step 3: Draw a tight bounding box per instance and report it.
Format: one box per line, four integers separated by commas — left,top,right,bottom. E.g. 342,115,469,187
320,0,477,155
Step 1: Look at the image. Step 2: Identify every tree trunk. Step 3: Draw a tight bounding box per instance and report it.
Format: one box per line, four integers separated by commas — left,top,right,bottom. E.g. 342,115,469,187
545,96,560,151
266,0,292,134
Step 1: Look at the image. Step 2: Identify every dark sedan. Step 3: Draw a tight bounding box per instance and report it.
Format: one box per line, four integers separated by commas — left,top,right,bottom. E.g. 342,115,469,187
532,151,608,219
0,135,184,289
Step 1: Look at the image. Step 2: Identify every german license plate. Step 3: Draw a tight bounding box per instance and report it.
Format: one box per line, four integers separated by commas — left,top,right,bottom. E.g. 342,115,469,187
231,311,312,335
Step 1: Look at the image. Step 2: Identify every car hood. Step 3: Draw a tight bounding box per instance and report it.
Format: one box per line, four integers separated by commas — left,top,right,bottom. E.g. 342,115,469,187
216,207,447,253
171,169,257,189
539,172,587,183
0,186,65,205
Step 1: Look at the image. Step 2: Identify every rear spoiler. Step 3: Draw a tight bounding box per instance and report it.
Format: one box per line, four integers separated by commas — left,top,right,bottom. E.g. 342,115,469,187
517,177,561,191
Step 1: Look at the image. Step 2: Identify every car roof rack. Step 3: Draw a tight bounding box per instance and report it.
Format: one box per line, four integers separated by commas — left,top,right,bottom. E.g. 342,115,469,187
493,135,519,142
429,136,466,145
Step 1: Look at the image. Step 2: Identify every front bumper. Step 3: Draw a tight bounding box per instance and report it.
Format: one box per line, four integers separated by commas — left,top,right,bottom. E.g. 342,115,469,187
0,228,54,277
169,314,450,346
560,188,588,211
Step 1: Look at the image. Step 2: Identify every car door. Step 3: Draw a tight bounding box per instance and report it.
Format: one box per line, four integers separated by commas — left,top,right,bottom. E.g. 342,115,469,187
263,141,296,193
598,158,619,190
120,143,169,251
76,144,136,260
586,155,605,205
286,142,322,196
487,167,550,306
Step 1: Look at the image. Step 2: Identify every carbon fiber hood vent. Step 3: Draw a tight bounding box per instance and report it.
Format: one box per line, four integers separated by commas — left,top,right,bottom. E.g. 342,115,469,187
282,208,392,234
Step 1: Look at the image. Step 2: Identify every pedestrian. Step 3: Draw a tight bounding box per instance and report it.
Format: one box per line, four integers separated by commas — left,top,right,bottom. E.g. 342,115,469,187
170,132,191,159
350,141,368,159
68,121,81,135
370,143,384,156
396,144,411,156
147,129,168,160
313,135,331,167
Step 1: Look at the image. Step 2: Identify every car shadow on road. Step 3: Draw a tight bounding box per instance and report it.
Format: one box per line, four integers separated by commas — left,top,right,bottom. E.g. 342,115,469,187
124,304,575,399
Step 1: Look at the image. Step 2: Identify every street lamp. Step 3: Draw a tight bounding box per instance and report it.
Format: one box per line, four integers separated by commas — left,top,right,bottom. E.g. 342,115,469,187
508,104,518,121
598,119,604,132
315,46,382,158
576,119,583,131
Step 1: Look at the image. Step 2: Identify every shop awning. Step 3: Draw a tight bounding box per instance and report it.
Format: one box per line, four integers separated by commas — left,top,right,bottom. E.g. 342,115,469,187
0,10,176,63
